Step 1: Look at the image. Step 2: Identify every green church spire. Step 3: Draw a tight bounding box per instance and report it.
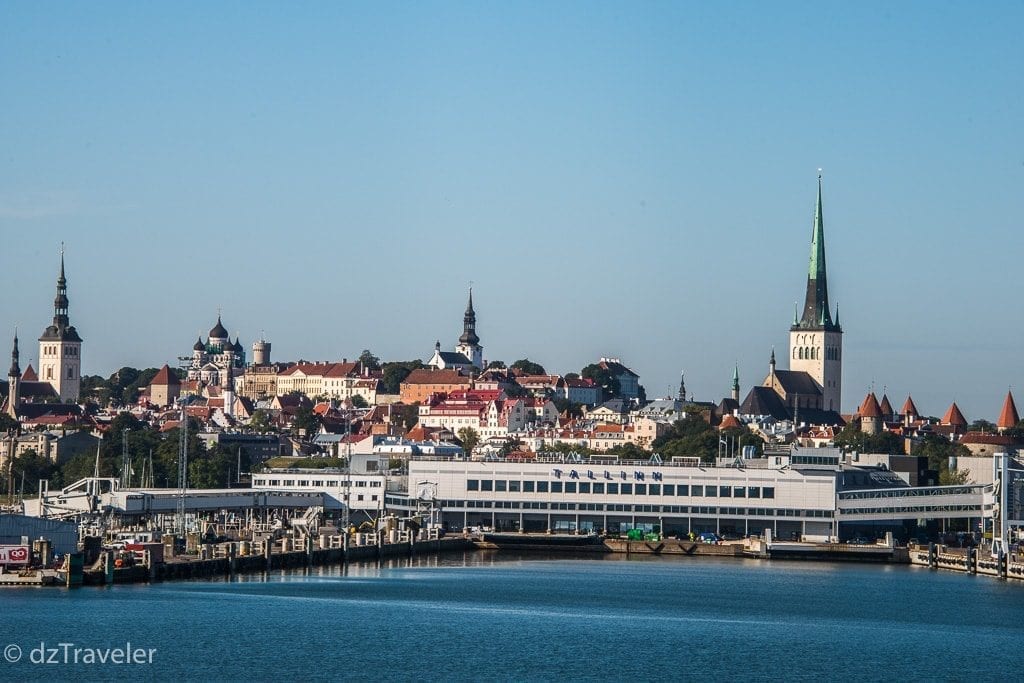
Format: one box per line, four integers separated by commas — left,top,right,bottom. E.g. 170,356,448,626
795,173,837,330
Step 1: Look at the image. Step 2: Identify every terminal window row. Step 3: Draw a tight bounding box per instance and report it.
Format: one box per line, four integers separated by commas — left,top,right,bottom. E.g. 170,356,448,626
253,479,381,488
448,501,826,516
465,480,774,499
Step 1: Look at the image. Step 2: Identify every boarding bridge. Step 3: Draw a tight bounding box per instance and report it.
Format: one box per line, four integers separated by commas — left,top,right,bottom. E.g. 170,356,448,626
24,477,330,520
837,484,991,522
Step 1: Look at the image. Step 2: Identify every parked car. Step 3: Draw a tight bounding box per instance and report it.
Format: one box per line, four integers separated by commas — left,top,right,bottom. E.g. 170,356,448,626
698,532,720,544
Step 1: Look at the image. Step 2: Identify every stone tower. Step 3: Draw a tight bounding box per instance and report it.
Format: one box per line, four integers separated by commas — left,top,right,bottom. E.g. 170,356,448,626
37,249,82,402
788,176,843,413
252,337,271,366
454,288,483,369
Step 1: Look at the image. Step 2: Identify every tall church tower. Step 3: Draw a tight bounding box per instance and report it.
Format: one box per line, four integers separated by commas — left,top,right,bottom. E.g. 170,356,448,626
454,288,483,369
6,331,20,418
788,175,842,412
38,248,83,402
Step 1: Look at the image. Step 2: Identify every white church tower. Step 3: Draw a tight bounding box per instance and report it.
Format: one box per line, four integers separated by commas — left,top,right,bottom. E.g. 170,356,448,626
454,288,483,369
789,175,842,413
38,248,83,402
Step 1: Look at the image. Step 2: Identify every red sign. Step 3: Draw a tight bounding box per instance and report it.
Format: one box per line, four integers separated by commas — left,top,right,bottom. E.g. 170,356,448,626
0,545,30,565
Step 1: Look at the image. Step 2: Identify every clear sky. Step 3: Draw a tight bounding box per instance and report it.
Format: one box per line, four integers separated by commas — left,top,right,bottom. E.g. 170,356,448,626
2,3,1022,421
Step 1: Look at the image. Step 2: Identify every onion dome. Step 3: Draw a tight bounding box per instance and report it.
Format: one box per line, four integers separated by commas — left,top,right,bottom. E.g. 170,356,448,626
193,337,205,351
233,337,243,353
209,315,229,339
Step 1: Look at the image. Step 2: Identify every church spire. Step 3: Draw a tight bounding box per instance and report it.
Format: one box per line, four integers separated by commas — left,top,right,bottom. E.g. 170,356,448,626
795,174,837,331
458,287,479,346
678,372,686,403
53,246,70,329
8,330,19,378
731,364,740,401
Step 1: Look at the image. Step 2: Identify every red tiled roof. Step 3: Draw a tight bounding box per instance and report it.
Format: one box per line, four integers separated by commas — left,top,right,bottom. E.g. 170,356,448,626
21,364,37,381
151,364,180,386
901,395,919,417
941,402,968,427
402,369,470,385
859,393,882,418
719,414,742,430
960,432,1015,446
997,391,1020,430
878,394,893,416
279,361,359,378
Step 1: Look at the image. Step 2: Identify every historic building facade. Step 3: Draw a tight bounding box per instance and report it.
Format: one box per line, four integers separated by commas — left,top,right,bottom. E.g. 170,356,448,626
37,251,83,402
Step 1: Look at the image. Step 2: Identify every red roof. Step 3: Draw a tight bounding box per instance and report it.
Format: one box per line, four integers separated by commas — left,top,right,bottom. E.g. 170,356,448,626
997,391,1020,430
941,402,968,427
878,394,893,417
402,369,470,385
901,395,919,417
21,364,37,382
279,361,359,378
859,393,882,418
960,431,1014,446
719,414,742,430
151,364,180,386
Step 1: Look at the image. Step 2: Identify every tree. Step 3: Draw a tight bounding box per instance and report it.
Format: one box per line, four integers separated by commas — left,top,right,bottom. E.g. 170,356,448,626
511,359,545,375
249,409,273,433
390,403,420,431
486,360,507,370
381,360,424,394
358,349,381,371
498,438,523,457
1005,420,1024,440
606,442,648,459
967,419,996,433
350,394,368,409
0,413,18,433
551,396,584,419
913,433,970,479
10,449,58,495
833,423,904,454
457,427,480,456
542,442,594,456
720,426,764,457
651,415,720,464
581,364,620,401
121,368,161,405
939,468,972,485
292,404,319,436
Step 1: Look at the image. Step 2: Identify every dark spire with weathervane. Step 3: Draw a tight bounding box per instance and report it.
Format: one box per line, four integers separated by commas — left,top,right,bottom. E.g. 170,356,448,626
458,288,479,346
9,330,20,378
793,174,840,332
39,246,82,342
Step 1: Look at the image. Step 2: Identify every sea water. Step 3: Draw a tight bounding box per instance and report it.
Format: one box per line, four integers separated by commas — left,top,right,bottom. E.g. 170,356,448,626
2,552,1022,681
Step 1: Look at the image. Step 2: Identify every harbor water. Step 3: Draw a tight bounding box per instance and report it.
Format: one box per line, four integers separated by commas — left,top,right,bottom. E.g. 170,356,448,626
3,552,1023,681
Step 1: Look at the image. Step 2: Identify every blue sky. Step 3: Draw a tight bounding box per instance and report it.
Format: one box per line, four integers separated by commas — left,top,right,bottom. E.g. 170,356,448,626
2,3,1022,421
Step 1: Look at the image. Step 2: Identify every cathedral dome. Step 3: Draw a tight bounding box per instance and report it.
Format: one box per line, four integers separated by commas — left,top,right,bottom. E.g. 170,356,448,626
209,316,229,339
233,337,243,353
193,337,205,351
